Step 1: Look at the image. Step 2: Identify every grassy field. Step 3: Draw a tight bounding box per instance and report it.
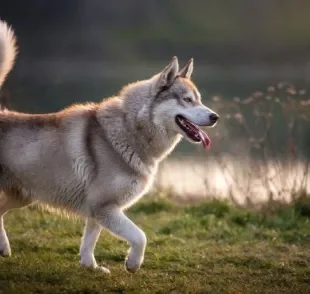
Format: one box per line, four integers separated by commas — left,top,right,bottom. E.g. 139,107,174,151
0,196,310,293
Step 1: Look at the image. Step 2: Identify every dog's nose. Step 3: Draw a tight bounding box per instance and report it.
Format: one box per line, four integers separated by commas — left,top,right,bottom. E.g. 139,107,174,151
209,113,219,123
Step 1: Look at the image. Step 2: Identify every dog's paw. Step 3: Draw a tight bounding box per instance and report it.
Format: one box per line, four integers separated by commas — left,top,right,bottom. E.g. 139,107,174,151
125,260,140,273
80,255,110,274
81,263,111,274
0,247,11,257
125,251,143,273
86,265,111,274
0,235,11,257
96,266,111,274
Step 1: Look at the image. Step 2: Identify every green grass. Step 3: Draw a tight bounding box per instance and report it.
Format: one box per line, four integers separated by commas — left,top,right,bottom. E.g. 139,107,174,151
0,197,310,293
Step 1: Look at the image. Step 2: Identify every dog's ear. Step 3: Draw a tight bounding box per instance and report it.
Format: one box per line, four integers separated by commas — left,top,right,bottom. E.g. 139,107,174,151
156,56,179,90
179,58,194,79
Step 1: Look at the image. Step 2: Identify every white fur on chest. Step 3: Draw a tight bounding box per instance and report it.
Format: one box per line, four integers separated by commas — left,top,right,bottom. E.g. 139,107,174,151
86,165,156,212
113,173,154,209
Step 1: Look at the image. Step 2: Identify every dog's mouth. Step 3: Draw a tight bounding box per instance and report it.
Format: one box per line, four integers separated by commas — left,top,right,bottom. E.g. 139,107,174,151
175,115,211,149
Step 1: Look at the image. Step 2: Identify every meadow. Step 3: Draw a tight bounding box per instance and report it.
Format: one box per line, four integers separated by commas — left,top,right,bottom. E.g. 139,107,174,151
0,194,309,293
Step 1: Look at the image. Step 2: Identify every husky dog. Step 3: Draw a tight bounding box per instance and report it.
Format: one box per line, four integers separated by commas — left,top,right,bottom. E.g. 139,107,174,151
0,20,219,274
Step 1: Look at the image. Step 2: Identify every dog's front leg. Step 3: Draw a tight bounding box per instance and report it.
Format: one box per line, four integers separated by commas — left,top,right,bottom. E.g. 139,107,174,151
93,205,147,273
80,218,111,273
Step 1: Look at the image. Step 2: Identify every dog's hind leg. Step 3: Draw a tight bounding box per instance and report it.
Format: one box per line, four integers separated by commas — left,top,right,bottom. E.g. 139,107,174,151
0,192,31,256
79,218,110,273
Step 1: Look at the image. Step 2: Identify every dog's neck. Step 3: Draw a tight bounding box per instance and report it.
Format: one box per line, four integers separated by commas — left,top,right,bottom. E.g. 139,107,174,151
96,98,181,177
123,96,181,162
131,115,181,162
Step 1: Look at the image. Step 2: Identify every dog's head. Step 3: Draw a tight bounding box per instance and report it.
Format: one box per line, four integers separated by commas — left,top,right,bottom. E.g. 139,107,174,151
121,57,219,152
149,57,219,149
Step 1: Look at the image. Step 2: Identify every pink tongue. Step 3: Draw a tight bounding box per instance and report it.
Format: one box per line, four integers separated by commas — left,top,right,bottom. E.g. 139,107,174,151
198,129,211,149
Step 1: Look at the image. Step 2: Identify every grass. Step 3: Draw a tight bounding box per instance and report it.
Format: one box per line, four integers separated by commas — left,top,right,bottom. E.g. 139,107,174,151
0,197,310,293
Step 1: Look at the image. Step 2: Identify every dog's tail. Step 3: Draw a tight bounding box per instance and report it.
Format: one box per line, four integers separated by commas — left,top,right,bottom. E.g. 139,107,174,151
0,20,17,90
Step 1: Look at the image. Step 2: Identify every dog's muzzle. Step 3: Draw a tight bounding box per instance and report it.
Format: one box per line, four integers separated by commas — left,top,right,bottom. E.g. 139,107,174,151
175,106,219,149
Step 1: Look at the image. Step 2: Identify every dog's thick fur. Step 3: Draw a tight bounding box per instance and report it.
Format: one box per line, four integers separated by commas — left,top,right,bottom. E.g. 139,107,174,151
0,20,218,273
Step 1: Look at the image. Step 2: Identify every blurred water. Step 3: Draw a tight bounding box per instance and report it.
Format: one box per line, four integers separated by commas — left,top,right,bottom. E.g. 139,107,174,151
157,156,310,205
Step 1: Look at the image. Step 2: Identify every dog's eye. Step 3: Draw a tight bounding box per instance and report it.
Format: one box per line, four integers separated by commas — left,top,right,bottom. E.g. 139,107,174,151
183,97,192,103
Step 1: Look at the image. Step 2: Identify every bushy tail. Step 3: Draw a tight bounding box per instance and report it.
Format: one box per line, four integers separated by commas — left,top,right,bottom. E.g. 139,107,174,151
0,20,17,89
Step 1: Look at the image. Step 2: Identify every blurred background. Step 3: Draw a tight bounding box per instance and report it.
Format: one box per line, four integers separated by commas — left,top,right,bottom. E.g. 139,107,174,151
1,0,310,204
